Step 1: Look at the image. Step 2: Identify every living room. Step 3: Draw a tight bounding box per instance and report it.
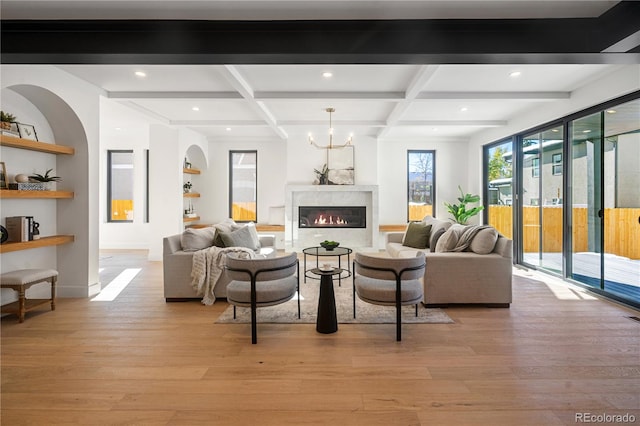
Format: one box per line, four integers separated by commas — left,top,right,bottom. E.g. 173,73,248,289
1,1,640,424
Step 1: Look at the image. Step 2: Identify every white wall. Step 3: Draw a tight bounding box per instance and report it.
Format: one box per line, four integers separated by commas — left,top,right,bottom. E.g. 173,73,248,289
377,138,470,225
99,98,152,249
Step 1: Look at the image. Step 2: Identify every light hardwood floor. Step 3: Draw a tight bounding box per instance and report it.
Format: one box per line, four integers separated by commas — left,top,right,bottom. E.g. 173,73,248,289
2,250,639,425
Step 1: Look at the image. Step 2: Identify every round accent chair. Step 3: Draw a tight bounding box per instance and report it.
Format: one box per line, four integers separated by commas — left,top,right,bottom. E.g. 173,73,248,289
353,252,426,341
225,252,300,344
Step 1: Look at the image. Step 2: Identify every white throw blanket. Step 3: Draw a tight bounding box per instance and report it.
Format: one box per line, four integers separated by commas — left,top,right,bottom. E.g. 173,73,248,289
191,246,256,305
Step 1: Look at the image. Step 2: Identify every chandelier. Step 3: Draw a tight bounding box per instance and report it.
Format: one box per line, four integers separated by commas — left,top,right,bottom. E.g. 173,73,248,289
309,107,353,150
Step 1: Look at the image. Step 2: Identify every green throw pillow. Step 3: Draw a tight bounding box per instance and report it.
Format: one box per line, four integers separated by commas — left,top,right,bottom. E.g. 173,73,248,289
402,222,432,249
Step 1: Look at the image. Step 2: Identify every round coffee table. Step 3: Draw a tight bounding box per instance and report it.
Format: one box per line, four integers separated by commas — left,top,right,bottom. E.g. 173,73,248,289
302,246,353,285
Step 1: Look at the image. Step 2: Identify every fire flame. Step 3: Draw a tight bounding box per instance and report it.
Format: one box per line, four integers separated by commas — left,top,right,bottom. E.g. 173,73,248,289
314,215,348,225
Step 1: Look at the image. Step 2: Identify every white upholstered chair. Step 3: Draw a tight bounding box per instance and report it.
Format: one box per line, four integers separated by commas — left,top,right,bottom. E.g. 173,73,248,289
352,252,426,341
225,252,300,344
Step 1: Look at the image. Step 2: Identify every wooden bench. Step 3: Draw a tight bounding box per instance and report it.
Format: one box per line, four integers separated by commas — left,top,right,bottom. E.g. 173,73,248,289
0,269,58,323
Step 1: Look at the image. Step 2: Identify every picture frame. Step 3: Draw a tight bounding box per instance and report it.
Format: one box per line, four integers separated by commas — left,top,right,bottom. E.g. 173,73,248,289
17,123,38,141
0,161,7,189
327,145,355,185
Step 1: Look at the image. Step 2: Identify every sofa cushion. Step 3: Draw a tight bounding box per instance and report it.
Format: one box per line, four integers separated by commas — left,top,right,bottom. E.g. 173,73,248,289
470,227,499,254
219,225,261,251
213,218,242,247
423,216,452,241
402,222,432,249
429,227,447,252
435,224,467,253
180,227,216,252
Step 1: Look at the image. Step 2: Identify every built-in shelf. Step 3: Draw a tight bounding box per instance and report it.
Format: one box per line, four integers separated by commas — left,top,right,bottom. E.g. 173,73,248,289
0,189,74,199
183,216,201,223
183,192,200,198
0,235,75,254
379,224,408,232
0,134,75,155
183,168,201,175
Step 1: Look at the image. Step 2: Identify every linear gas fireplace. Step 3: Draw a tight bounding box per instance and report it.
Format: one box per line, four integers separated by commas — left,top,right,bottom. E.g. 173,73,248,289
299,206,366,229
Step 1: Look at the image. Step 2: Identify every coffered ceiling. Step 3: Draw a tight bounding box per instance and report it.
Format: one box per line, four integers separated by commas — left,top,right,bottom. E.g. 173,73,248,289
2,1,639,143
56,63,621,142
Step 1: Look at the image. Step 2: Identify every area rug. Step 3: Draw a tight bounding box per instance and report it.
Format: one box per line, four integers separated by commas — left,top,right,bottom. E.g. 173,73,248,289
215,277,454,324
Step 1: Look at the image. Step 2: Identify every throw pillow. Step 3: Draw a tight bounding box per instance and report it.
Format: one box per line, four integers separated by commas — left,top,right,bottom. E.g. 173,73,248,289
219,225,261,251
213,218,240,247
469,227,499,254
434,224,466,253
402,222,432,249
429,227,446,252
180,227,216,252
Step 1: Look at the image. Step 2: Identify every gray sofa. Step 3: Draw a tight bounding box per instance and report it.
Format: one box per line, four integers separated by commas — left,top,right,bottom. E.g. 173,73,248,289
163,224,276,302
386,216,513,307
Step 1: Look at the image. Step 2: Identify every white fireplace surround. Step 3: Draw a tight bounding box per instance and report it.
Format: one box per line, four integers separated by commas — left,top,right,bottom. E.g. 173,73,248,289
285,185,379,251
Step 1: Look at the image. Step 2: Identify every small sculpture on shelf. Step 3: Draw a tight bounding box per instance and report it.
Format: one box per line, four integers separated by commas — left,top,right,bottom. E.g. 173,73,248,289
183,181,192,193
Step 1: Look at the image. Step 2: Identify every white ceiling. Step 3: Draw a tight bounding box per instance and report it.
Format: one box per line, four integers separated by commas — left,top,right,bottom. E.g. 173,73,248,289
58,63,620,142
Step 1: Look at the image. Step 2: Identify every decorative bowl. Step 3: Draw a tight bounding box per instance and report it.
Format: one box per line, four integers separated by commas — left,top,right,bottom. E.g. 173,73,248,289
320,241,340,251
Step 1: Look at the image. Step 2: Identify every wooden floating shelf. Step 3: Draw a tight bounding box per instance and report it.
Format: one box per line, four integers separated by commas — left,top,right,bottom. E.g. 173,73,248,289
183,216,200,223
0,235,75,254
0,189,74,199
183,192,200,198
379,224,409,232
183,168,201,175
255,224,285,232
0,134,74,155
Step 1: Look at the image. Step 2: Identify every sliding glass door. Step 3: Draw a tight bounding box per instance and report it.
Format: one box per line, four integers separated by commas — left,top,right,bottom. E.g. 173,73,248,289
570,99,640,302
520,125,563,273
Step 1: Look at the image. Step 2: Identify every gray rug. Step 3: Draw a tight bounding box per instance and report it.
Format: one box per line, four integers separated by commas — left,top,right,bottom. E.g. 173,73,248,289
215,277,454,324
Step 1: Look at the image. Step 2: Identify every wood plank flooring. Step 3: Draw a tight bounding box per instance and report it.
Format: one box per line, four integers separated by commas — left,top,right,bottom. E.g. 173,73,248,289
2,249,639,425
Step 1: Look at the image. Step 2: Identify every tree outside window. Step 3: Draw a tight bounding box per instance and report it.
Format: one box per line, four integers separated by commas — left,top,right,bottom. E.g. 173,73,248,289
407,150,435,221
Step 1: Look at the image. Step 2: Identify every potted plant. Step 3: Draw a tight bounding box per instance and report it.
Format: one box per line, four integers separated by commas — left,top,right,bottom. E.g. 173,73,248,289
0,111,16,131
444,185,484,224
28,168,61,190
314,164,329,185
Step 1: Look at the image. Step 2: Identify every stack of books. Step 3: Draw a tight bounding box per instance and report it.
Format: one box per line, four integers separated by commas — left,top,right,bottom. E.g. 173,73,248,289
5,216,36,242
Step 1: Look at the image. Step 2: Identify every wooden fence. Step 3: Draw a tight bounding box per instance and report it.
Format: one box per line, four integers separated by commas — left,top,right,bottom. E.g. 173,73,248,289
488,206,640,260
409,205,433,222
111,200,133,221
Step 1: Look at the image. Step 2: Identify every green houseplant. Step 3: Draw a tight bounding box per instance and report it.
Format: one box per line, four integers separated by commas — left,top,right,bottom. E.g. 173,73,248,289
444,185,484,224
27,169,61,190
0,111,16,130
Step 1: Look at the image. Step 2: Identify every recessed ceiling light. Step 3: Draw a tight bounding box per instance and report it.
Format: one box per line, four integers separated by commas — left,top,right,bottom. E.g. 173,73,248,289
460,107,468,112
226,127,232,131
134,71,146,78
583,129,592,133
432,127,438,131
551,129,559,132
115,127,122,131
606,109,617,114
322,71,333,78
509,71,522,78
192,106,200,111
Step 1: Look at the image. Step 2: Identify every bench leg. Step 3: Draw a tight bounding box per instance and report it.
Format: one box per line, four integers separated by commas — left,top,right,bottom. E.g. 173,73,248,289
51,276,57,311
18,287,26,323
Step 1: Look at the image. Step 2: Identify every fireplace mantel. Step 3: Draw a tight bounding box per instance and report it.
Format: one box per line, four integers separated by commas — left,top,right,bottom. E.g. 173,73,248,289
285,185,379,250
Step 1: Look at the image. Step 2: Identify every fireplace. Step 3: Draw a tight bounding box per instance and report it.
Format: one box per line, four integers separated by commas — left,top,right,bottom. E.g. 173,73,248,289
299,206,366,229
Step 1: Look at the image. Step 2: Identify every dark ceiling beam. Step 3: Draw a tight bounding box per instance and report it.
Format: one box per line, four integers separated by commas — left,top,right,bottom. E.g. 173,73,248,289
2,2,639,64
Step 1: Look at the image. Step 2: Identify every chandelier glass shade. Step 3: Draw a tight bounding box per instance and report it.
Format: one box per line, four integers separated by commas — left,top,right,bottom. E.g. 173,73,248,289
309,107,353,150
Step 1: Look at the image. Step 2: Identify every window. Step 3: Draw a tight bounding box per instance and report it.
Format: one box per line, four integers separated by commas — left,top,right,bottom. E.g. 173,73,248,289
107,150,134,222
229,151,257,222
531,157,540,178
552,153,562,175
407,150,435,222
